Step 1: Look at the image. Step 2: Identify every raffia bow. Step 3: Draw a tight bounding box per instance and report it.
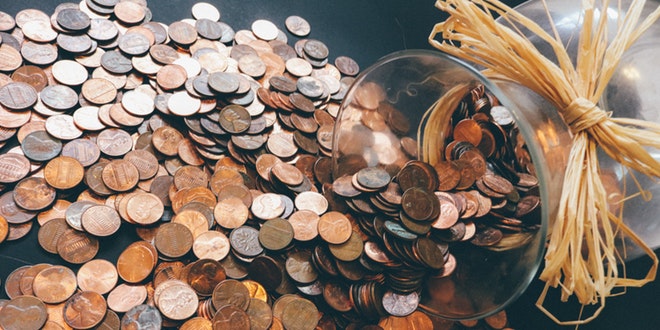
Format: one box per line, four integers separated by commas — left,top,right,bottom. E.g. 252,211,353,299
429,0,660,325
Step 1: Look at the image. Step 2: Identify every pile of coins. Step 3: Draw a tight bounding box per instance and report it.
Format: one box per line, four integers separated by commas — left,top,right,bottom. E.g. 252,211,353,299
0,0,523,329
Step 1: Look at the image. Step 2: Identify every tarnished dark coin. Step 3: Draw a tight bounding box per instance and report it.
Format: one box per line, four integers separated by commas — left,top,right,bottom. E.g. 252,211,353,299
355,166,391,190
213,305,250,330
335,56,360,76
471,227,504,246
219,105,251,134
229,225,263,258
0,82,38,110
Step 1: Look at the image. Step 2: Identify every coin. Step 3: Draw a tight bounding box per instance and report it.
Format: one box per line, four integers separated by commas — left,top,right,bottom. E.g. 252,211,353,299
121,305,163,330
63,291,107,329
213,305,250,330
77,259,118,295
107,284,147,313
32,265,78,304
318,211,352,244
0,296,48,330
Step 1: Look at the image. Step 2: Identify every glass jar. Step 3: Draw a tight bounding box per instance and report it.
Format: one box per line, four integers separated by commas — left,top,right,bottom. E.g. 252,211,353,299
331,49,573,319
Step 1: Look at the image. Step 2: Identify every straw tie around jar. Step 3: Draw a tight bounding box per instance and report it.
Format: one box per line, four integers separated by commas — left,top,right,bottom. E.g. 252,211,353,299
429,0,660,325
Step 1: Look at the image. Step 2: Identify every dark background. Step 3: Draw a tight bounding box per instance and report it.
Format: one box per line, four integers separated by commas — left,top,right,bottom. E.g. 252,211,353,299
1,1,659,329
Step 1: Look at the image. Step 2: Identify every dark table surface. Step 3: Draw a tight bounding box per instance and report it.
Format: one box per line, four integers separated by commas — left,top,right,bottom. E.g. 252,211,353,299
0,0,659,329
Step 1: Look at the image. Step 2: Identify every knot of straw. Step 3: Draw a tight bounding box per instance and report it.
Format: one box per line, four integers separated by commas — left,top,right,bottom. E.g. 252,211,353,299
562,97,610,135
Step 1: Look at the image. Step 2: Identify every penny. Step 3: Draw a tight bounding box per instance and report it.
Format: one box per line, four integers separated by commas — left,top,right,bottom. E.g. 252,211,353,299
13,177,56,211
77,259,118,295
212,279,250,311
101,50,133,74
32,265,78,304
63,291,107,329
213,305,250,330
81,205,121,237
43,156,85,190
57,227,99,264
152,125,184,156
121,305,163,330
60,139,100,168
52,60,88,86
318,211,352,244
0,215,7,243
214,196,249,229
192,2,221,21
114,1,145,24
356,166,391,190
0,82,37,110
157,281,198,320
193,230,231,261
156,64,188,90
155,222,194,258
0,153,30,183
323,281,352,312
126,193,164,225
471,227,504,247
334,56,360,76
259,218,294,251
230,226,263,258
281,297,319,330
117,241,156,283
267,132,298,158
41,84,79,110
245,298,273,330
81,78,117,105
102,159,140,192
285,16,311,37
219,104,251,134
0,296,48,330
285,250,318,284
107,284,147,313
169,21,198,46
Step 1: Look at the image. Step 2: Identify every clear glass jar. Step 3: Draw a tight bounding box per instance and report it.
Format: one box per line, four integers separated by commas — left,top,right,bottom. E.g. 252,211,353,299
332,50,573,319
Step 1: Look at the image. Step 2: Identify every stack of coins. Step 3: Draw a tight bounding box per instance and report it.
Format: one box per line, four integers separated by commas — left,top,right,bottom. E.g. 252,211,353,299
0,1,522,330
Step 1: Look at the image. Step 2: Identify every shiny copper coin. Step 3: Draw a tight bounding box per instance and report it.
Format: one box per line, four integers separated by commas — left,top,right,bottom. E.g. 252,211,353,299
250,193,285,220
0,215,7,244
63,291,107,330
152,125,184,156
117,241,156,283
101,159,140,192
187,259,227,296
193,230,231,261
44,156,85,190
32,265,78,304
13,177,56,211
270,162,304,186
19,263,51,296
77,259,118,295
288,210,320,242
125,193,164,225
107,284,147,313
318,211,353,244
81,205,121,237
0,296,48,330
157,281,198,320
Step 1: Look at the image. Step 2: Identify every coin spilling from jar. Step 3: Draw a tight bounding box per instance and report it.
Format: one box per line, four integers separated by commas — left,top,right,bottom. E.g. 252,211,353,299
0,1,519,329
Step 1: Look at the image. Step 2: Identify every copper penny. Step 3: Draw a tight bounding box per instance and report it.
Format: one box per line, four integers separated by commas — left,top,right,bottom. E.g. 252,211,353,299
250,193,285,220
154,222,193,259
214,197,249,229
57,228,99,264
81,205,121,237
32,265,78,304
212,305,250,330
317,211,352,244
77,259,118,295
107,284,147,313
193,230,231,261
219,104,251,134
281,297,319,330
21,130,62,162
102,159,140,192
125,193,164,225
13,177,56,211
152,126,184,156
0,153,30,183
246,297,273,330
63,291,107,330
0,296,48,330
117,241,156,283
288,210,319,242
258,218,294,251
156,281,198,320
43,156,85,190
0,215,7,243
187,259,226,297
285,16,311,37
61,139,101,168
